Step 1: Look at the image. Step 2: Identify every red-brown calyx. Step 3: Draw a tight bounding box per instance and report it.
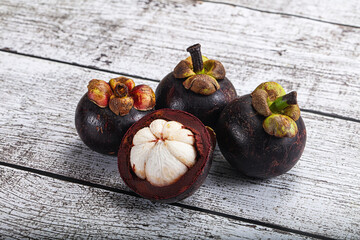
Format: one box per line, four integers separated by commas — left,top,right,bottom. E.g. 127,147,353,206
87,79,113,108
109,84,134,116
87,77,156,116
130,85,156,111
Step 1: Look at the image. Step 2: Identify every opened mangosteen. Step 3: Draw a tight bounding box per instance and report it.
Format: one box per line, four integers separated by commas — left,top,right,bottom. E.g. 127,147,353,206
75,77,155,155
118,109,215,203
155,44,237,129
216,82,306,179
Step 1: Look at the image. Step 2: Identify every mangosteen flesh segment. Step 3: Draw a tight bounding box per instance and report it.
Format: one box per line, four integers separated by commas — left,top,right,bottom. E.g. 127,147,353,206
155,73,237,129
217,94,306,179
130,119,196,187
118,109,214,203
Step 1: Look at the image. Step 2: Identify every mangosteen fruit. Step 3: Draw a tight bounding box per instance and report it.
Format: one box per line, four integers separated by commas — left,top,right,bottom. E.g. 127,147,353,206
75,77,156,155
216,82,306,179
155,44,237,129
118,109,215,203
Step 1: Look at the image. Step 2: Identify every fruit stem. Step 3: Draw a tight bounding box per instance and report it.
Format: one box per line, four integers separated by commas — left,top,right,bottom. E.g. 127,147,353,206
114,83,128,98
187,43,203,73
269,91,297,112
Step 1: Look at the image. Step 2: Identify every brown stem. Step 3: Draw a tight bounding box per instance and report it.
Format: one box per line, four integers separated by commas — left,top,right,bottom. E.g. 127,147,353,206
269,91,297,112
187,43,203,73
282,91,297,105
114,83,128,98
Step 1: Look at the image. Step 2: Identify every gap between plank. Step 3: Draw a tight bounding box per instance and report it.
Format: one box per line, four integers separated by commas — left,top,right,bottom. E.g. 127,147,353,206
1,48,359,124
0,49,160,84
0,161,336,240
201,0,360,29
301,109,360,123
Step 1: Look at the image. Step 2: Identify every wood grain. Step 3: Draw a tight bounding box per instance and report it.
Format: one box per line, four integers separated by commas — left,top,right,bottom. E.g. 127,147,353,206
0,52,359,238
0,0,359,118
206,0,360,27
0,166,311,239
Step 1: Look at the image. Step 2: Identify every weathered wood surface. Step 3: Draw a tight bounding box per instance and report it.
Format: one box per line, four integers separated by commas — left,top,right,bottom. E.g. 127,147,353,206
0,166,311,239
1,0,360,119
1,52,359,239
1,0,360,239
208,0,360,27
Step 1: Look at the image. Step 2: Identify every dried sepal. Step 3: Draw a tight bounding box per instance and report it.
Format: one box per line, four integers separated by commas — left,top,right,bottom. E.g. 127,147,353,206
183,74,220,96
173,60,195,79
174,44,225,95
109,83,134,116
87,77,155,117
109,77,135,92
87,79,113,108
252,82,301,137
263,114,298,138
109,95,134,116
129,85,156,111
282,104,300,121
253,82,286,104
204,60,225,80
251,89,272,117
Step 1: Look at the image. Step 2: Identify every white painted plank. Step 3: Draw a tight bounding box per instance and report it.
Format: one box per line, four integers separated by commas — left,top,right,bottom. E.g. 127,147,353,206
211,0,360,26
0,166,309,239
0,0,359,118
0,52,359,238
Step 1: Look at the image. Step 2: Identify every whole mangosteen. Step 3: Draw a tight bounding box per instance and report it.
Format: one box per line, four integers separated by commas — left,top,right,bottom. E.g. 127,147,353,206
118,109,215,203
216,82,306,179
155,44,237,129
75,77,155,155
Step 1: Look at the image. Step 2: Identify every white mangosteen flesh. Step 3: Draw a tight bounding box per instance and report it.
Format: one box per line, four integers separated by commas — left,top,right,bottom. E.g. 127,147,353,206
130,119,196,187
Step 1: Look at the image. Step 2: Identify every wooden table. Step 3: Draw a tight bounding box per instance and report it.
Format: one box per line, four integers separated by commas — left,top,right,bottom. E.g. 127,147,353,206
1,0,359,239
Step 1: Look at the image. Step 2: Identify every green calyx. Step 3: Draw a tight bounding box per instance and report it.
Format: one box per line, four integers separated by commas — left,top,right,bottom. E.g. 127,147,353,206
251,82,301,138
173,44,226,96
269,91,298,113
263,114,298,138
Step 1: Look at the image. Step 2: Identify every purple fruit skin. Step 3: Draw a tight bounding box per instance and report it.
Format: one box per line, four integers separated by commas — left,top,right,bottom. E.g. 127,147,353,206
155,72,237,129
75,94,150,155
216,94,307,179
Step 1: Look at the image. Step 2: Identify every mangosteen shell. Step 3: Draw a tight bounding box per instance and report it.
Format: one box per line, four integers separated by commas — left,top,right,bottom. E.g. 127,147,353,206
118,109,214,203
75,93,150,155
216,94,306,179
155,72,237,130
